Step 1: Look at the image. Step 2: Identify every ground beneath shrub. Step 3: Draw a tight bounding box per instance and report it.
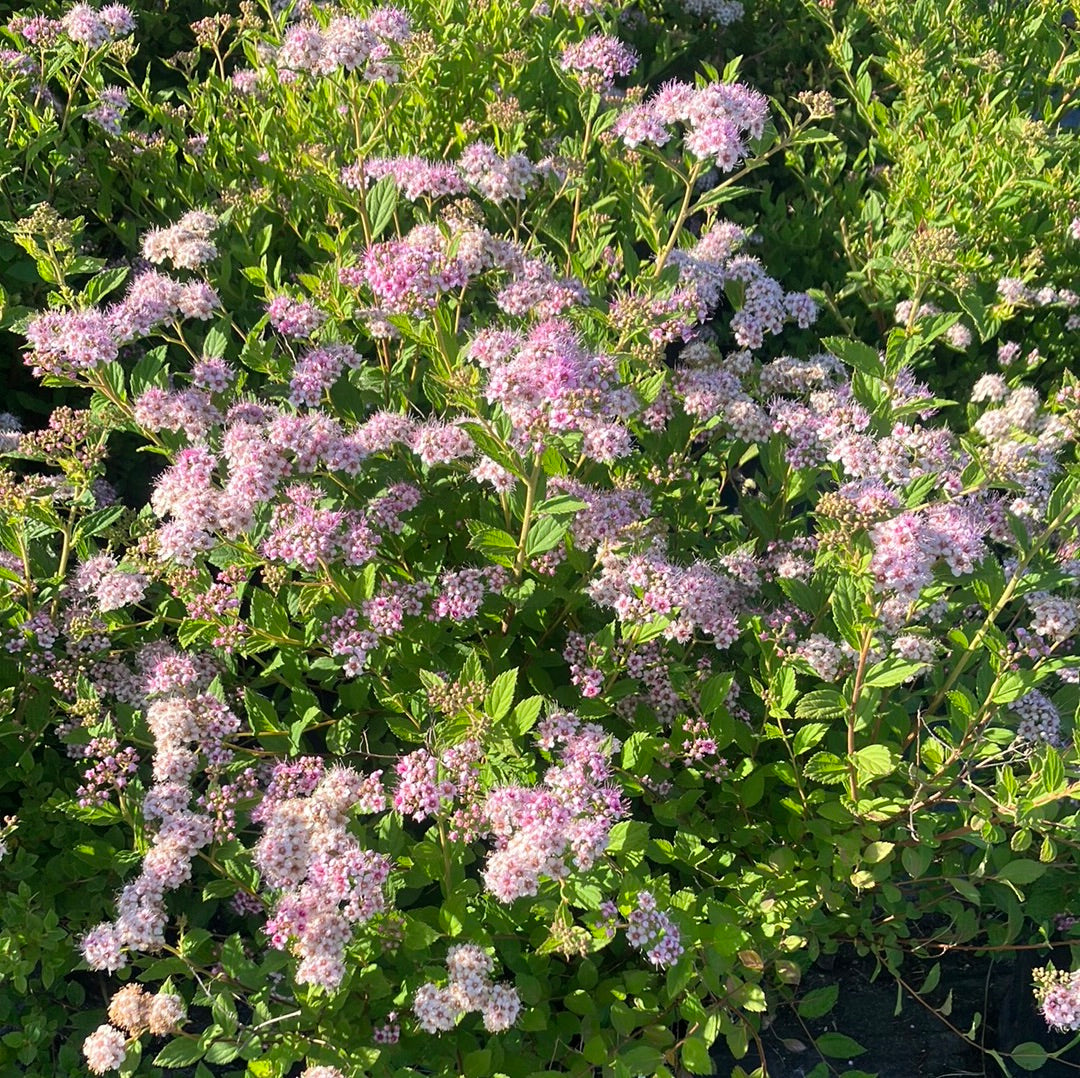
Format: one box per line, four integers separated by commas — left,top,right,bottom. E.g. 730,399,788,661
710,948,1080,1077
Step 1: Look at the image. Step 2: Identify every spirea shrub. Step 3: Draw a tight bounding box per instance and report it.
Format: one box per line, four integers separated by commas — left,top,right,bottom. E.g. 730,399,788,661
0,0,1079,1075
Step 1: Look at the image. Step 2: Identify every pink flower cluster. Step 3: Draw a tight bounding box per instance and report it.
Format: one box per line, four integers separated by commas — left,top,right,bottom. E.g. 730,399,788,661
134,386,221,440
495,256,588,320
458,142,537,203
61,2,134,48
413,944,521,1033
410,419,474,466
770,379,963,490
614,78,768,171
467,318,635,455
392,740,483,823
588,542,751,647
76,736,140,807
350,219,588,331
23,308,119,378
1011,691,1064,746
24,266,222,379
257,763,390,989
550,476,652,551
431,566,508,621
681,0,743,21
118,269,220,333
141,211,219,270
289,342,364,407
80,649,229,972
87,86,129,134
146,399,428,564
479,713,625,902
671,226,818,348
83,984,185,1074
262,484,382,569
559,34,638,92
626,891,684,967
276,7,411,81
343,156,468,201
1034,965,1080,1032
81,1025,127,1075
793,633,848,681
260,479,419,571
971,382,1069,519
7,15,64,46
675,354,770,439
72,554,148,612
266,294,327,338
355,224,474,317
343,143,537,207
869,502,987,602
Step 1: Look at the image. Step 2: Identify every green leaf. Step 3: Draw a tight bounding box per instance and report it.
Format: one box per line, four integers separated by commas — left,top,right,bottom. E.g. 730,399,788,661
853,744,896,783
948,877,981,905
823,336,883,377
525,516,565,557
485,668,517,721
995,860,1047,886
153,1038,206,1068
863,840,895,864
919,963,941,995
902,844,932,879
537,495,588,517
699,673,734,715
512,696,543,735
204,1042,240,1065
1037,747,1065,795
74,505,125,542
991,671,1040,704
606,820,649,854
245,688,283,739
203,324,230,359
249,589,291,638
366,176,398,239
793,722,829,756
830,576,863,648
1010,1042,1048,1071
795,689,844,721
862,658,927,687
681,1037,714,1075
468,524,518,566
804,752,849,785
797,984,838,1019
616,1046,665,1075
83,266,129,305
815,1032,866,1058
956,290,990,342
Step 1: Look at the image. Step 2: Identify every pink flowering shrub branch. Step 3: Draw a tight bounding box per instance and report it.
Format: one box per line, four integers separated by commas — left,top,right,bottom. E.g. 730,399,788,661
1,1,1079,1075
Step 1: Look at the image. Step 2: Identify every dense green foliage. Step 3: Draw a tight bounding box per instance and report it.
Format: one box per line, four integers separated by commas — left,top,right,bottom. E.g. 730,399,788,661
0,1,1078,1077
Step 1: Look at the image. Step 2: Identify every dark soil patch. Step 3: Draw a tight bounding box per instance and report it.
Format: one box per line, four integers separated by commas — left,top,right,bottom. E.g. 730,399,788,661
711,948,1080,1077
